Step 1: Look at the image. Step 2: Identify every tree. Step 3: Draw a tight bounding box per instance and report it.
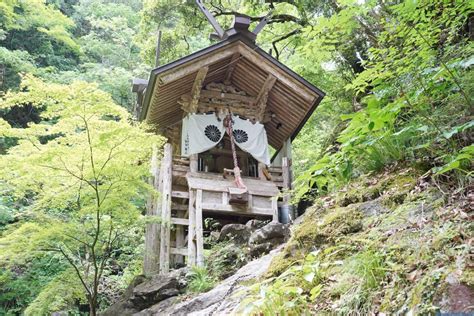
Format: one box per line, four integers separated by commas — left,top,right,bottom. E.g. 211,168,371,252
0,75,164,314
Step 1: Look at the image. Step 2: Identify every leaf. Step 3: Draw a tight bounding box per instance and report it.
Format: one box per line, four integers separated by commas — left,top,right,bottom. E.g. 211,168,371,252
442,121,474,139
303,272,315,283
310,284,323,301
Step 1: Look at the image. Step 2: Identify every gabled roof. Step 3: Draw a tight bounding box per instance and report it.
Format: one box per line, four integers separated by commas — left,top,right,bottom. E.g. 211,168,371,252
140,34,325,150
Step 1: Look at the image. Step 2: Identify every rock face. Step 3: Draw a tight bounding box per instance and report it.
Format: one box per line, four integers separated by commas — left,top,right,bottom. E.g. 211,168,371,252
136,246,283,316
218,223,251,244
249,222,290,245
102,269,188,316
105,221,290,316
246,222,290,257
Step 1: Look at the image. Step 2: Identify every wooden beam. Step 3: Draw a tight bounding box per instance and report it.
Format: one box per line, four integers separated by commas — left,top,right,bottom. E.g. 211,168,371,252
170,247,188,256
224,52,241,84
189,67,209,113
195,189,204,267
189,154,198,173
174,210,185,265
159,143,172,274
271,197,279,223
143,146,161,275
187,189,196,267
255,74,277,122
200,203,274,216
200,90,255,104
171,190,190,199
171,217,189,226
236,44,316,103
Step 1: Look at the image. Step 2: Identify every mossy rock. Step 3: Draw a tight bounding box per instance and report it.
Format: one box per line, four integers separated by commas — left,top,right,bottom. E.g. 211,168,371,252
336,168,420,208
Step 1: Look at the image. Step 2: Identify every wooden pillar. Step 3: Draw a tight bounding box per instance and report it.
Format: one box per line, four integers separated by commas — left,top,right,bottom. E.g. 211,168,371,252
282,139,293,220
271,196,278,223
187,189,196,266
159,143,172,274
175,210,185,265
258,162,267,181
195,189,204,267
190,154,198,173
187,154,198,267
144,145,161,275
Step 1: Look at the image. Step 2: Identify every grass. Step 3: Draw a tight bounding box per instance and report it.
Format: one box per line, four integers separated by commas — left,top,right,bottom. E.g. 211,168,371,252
187,266,215,293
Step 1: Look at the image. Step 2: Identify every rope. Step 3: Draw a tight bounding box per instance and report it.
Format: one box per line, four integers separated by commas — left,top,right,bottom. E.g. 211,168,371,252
224,115,247,190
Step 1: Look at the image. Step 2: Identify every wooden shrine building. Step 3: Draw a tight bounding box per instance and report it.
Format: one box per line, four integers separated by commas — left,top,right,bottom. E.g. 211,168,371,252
135,14,325,274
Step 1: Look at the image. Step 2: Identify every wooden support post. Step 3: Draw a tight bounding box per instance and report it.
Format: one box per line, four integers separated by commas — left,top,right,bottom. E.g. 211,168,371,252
282,157,292,221
175,210,185,265
271,196,278,223
187,189,196,266
282,139,293,219
255,74,277,122
159,143,172,274
224,52,240,84
189,67,209,113
258,162,267,181
189,154,198,173
282,157,291,202
222,191,228,205
144,145,161,275
195,189,204,267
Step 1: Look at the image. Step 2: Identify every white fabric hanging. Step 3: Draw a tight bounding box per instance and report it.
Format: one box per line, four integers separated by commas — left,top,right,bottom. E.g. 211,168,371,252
181,113,225,156
231,116,270,165
181,113,270,165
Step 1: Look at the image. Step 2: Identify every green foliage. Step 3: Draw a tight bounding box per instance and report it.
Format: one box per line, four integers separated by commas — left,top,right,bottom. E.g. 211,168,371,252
187,266,216,293
206,241,249,280
0,255,67,315
241,250,324,315
434,144,473,176
0,75,164,314
24,269,86,316
293,0,473,201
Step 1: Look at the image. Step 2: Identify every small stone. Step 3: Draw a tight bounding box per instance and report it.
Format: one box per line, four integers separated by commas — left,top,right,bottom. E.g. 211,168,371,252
218,224,251,244
245,219,267,231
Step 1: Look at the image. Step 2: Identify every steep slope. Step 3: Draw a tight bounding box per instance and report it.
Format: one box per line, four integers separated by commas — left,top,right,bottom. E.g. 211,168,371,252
242,167,473,314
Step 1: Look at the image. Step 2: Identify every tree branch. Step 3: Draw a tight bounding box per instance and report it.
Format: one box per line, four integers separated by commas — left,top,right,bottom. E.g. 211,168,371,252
272,29,302,60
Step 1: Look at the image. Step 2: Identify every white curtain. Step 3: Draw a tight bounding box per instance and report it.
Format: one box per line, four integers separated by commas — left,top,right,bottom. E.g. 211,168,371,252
181,114,270,165
181,113,225,157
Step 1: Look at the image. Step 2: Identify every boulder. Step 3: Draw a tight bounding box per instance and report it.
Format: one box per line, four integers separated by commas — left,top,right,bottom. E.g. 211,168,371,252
249,242,274,258
249,222,290,245
102,269,188,315
218,224,251,244
141,247,283,315
245,219,267,231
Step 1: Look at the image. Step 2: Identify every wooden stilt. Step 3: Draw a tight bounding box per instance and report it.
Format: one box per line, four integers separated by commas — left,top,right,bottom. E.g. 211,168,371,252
195,189,204,267
282,156,292,209
144,145,161,275
272,196,278,223
159,143,173,274
175,210,185,265
187,189,196,266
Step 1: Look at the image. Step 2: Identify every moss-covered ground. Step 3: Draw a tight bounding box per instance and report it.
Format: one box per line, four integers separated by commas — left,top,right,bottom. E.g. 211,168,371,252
242,168,473,315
